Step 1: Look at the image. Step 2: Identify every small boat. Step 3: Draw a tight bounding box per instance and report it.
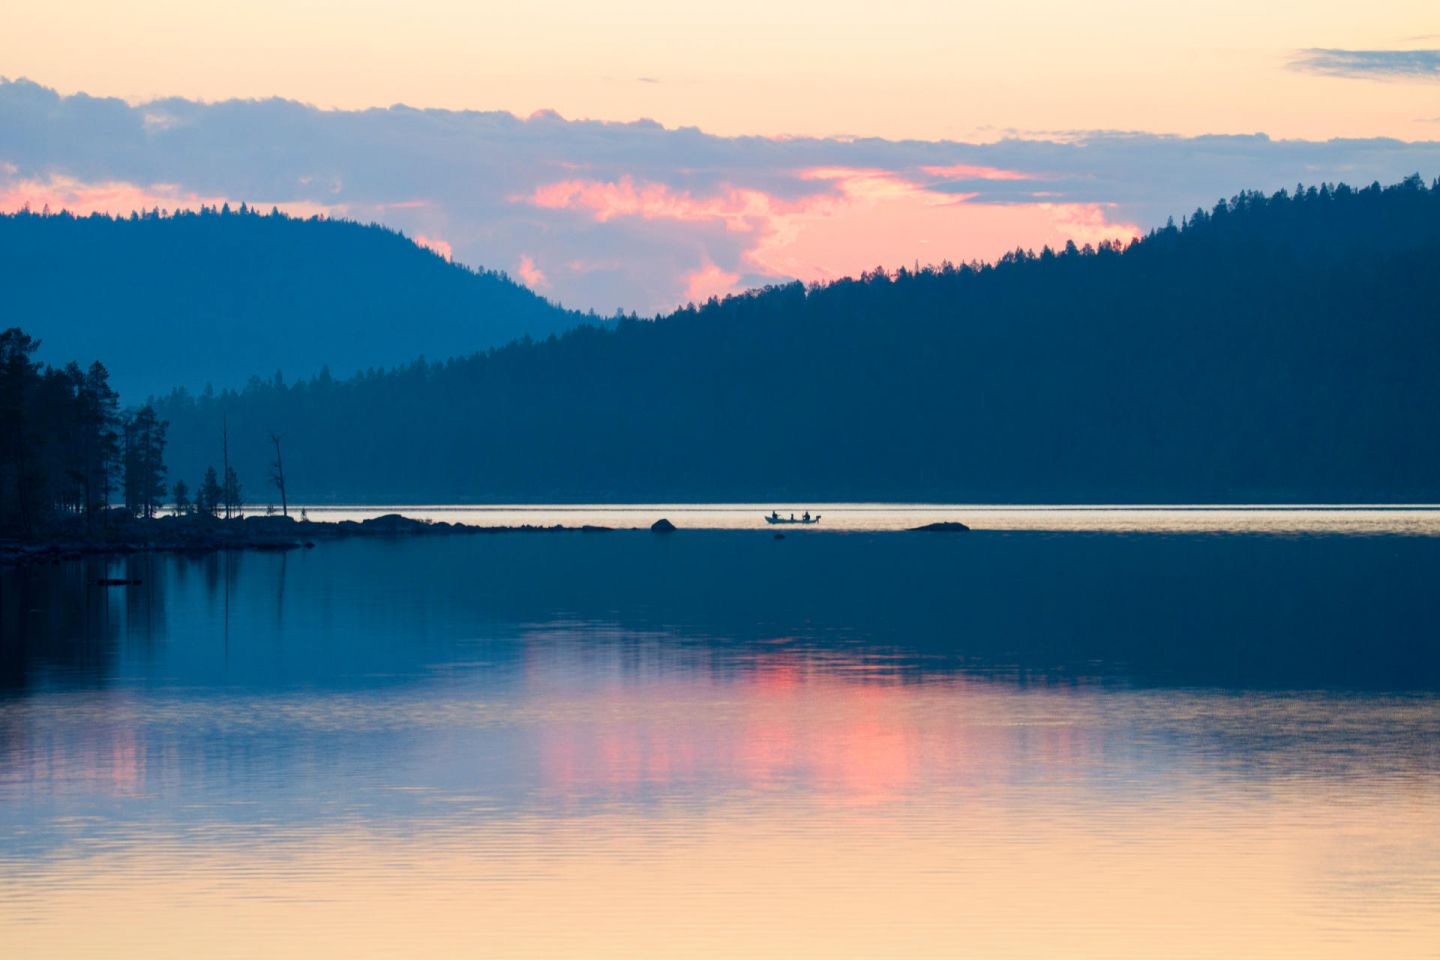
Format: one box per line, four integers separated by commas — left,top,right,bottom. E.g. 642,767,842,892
764,512,821,525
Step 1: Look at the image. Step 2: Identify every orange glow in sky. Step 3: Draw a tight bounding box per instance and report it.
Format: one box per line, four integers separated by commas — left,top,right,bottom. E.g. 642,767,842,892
3,0,1438,142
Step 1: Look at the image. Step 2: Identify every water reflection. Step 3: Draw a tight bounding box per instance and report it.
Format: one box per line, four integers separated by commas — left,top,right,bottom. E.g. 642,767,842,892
2,532,1439,957
6,530,1438,691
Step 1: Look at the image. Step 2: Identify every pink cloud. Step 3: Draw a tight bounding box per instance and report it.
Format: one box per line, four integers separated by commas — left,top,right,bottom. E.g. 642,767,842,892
739,167,1137,283
796,166,939,203
520,167,1140,307
1044,203,1142,247
750,188,1140,283
517,254,547,289
413,233,453,260
920,163,1033,181
524,176,805,231
683,261,741,303
0,174,231,216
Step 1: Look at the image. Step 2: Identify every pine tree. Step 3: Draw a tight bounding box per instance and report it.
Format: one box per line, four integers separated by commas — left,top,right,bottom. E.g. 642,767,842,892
198,466,222,518
172,479,191,515
223,466,243,518
120,405,168,517
0,328,43,534
136,405,168,518
76,362,119,528
121,411,140,514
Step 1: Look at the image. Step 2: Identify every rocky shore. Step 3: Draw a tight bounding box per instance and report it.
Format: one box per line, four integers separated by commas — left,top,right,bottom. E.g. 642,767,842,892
1,514,977,566
0,512,621,566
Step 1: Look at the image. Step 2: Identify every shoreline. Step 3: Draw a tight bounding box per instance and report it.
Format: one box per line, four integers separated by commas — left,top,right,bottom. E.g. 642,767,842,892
0,513,979,566
19,506,1440,566
0,513,638,567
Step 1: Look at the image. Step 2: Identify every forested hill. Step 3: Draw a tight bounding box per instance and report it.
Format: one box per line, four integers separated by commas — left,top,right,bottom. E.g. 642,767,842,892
157,176,1440,504
0,207,587,400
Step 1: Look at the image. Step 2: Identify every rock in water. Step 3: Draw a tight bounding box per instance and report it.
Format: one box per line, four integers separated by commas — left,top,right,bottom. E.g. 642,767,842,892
910,521,971,532
361,513,425,533
651,518,677,533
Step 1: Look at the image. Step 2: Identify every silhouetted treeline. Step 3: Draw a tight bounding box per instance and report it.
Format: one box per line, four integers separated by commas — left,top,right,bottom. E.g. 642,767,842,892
155,177,1440,503
0,205,589,400
0,329,171,535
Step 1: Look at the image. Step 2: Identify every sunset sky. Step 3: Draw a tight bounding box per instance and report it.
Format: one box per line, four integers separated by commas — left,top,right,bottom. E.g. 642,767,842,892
3,0,1438,311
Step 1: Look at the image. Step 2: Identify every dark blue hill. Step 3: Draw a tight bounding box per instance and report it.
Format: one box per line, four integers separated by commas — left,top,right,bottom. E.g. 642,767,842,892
0,207,587,400
142,175,1440,502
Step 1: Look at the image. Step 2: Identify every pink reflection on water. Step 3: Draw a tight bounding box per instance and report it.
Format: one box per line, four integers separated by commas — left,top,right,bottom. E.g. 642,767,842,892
524,637,1096,806
1,695,148,798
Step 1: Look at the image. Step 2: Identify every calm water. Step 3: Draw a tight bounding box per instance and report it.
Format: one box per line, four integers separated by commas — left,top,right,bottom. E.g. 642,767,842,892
2,525,1439,958
294,502,1440,535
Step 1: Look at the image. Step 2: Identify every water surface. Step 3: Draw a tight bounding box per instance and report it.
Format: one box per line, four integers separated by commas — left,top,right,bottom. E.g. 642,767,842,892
2,528,1438,958
294,502,1440,535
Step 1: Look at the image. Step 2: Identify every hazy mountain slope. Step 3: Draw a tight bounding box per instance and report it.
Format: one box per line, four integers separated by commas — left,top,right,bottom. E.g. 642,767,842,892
155,177,1440,503
0,207,588,400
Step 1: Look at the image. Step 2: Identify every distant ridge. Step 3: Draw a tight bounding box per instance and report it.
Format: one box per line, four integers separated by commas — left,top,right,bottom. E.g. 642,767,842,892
155,176,1440,503
0,207,589,400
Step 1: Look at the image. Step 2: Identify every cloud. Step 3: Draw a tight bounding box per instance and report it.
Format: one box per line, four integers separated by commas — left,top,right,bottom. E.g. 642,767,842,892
2,78,1438,313
412,234,453,260
683,261,741,302
516,167,1141,289
0,173,227,215
525,176,808,228
920,164,1033,181
521,165,1140,287
1289,49,1440,82
740,180,1139,283
517,254,547,289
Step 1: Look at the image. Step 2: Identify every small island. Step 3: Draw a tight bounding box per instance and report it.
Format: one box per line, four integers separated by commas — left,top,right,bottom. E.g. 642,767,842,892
910,521,972,532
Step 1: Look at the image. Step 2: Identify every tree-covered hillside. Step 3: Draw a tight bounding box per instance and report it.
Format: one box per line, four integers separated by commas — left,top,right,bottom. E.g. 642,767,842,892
0,206,587,400
156,177,1440,503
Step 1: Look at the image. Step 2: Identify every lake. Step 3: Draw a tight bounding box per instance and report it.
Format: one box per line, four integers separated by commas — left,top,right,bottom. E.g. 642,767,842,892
2,517,1439,958
292,502,1440,534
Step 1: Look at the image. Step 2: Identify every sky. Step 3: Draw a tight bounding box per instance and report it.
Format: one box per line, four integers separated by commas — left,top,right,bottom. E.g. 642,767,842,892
2,1,1439,312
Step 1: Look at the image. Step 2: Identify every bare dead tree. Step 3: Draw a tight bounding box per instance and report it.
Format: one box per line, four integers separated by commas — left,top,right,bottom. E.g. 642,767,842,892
222,416,231,520
270,433,288,518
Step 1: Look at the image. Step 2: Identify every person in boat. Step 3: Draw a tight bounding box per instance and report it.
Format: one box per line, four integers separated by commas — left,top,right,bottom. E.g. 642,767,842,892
771,511,780,521
790,513,795,521
803,511,811,522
